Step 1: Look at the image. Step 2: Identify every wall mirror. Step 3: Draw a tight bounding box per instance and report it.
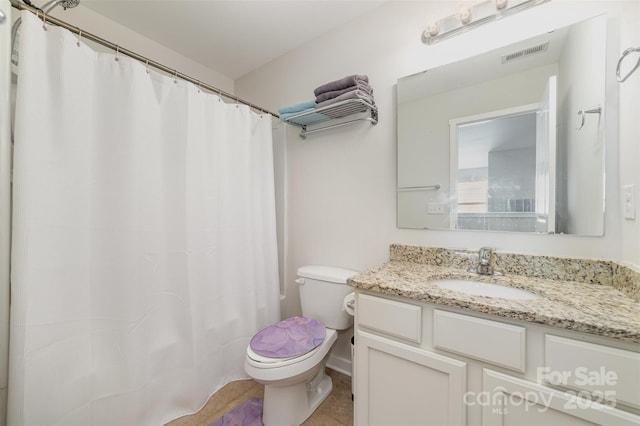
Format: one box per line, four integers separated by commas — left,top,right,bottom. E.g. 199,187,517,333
397,15,607,235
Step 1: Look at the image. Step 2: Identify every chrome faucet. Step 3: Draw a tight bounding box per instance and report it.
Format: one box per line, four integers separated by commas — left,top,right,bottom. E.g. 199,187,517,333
475,247,494,275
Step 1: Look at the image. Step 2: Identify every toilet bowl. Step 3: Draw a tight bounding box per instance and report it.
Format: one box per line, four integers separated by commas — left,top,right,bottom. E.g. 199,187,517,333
244,265,357,426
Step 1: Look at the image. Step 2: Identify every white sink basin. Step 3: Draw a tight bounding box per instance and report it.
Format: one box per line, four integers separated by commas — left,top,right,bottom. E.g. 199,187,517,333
432,279,542,300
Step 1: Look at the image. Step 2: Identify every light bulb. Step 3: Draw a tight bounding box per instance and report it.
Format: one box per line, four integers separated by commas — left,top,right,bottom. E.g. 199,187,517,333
424,17,441,37
456,2,473,24
495,0,508,10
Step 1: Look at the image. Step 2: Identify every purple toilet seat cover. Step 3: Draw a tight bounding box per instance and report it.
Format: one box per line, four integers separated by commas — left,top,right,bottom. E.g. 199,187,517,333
250,316,326,358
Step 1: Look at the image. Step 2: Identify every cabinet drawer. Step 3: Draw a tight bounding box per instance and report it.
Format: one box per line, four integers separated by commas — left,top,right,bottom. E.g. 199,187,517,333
545,335,640,409
357,294,422,343
434,309,526,372
483,369,640,426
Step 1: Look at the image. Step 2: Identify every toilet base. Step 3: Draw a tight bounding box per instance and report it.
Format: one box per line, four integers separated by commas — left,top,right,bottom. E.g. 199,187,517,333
262,365,333,426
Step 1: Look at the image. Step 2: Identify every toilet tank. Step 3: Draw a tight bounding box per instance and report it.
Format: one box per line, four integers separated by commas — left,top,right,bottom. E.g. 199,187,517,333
296,265,357,331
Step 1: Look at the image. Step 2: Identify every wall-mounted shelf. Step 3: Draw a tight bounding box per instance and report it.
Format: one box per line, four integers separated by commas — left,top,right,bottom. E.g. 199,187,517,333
283,98,378,139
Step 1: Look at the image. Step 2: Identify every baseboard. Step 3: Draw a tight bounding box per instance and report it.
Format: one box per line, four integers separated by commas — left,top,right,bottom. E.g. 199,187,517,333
326,354,351,377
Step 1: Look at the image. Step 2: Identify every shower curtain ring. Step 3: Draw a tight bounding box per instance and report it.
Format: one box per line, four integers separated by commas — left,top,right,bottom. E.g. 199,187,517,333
76,29,82,47
114,46,119,62
41,10,47,31
197,80,201,93
235,96,240,107
145,59,150,74
174,70,178,84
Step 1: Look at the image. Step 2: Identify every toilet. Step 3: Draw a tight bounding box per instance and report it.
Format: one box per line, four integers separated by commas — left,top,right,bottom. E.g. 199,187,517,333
244,265,357,426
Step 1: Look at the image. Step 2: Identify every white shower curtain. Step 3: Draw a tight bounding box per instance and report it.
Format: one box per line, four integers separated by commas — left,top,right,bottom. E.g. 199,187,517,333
9,12,280,425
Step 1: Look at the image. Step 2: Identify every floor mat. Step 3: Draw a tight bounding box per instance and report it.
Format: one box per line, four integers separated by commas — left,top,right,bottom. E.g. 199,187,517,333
208,397,263,426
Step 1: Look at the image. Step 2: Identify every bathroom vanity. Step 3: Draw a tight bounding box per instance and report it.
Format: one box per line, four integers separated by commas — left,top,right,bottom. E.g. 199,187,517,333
349,245,640,426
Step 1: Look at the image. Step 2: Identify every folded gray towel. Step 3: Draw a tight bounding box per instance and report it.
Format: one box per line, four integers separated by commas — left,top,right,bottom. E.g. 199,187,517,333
315,89,374,109
315,83,373,103
313,75,369,96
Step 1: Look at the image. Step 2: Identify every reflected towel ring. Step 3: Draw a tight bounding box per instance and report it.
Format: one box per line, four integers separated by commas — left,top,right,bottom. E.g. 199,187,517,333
616,47,640,83
577,106,601,131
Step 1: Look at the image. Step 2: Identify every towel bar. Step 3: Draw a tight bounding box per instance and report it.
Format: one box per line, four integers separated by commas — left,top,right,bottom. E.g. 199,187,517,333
300,117,377,139
397,185,441,192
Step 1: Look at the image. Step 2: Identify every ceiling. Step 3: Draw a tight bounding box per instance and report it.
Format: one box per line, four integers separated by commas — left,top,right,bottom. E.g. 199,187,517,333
80,0,386,80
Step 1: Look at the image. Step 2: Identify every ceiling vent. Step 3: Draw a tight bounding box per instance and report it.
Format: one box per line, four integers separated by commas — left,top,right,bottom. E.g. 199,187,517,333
502,41,549,64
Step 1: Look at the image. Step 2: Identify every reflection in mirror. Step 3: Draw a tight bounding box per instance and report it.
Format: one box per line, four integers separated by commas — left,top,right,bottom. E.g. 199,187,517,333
397,15,607,235
452,107,540,232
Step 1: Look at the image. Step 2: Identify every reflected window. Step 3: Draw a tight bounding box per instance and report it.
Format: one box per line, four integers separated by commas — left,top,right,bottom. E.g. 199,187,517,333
455,111,537,231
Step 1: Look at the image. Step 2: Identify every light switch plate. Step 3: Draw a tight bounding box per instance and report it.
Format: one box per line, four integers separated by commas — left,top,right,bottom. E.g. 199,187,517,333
623,184,636,220
427,202,445,214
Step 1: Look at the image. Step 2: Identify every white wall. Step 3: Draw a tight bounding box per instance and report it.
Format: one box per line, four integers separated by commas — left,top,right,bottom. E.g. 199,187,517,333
236,0,639,323
618,4,640,268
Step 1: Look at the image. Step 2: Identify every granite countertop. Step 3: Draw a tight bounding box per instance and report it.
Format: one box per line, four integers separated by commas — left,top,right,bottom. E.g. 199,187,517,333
348,260,640,344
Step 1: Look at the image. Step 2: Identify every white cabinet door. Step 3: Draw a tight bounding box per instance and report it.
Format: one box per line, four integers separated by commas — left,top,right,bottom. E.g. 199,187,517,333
482,369,640,426
355,330,467,426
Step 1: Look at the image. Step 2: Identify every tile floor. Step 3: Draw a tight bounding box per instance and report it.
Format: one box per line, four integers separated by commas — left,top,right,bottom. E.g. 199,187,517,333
166,368,353,426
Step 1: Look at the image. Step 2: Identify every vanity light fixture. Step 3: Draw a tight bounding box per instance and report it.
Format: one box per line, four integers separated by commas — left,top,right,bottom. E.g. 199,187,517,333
422,0,551,45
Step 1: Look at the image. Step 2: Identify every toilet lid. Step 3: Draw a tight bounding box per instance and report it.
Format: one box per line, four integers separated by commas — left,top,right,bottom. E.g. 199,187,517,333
250,316,326,358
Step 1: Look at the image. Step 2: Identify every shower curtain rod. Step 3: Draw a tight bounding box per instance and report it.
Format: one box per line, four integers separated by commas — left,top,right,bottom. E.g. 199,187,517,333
9,0,280,119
